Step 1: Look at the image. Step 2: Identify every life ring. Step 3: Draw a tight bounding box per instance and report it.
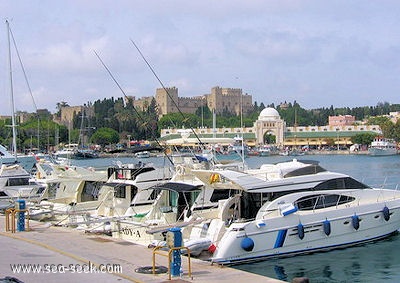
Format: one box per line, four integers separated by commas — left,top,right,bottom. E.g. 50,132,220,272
218,195,240,222
135,265,168,274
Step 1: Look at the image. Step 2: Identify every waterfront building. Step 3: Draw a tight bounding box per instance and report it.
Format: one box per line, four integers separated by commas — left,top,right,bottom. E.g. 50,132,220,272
328,115,355,126
160,108,381,149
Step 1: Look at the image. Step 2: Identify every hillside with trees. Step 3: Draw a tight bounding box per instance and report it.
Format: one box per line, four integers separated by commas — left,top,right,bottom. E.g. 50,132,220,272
1,99,400,153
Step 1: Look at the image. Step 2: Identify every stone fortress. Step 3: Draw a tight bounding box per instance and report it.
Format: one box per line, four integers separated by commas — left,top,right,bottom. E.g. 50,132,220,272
51,84,399,149
132,86,253,116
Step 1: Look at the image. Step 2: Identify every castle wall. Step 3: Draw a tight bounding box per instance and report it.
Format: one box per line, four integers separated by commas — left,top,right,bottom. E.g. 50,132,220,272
153,86,252,117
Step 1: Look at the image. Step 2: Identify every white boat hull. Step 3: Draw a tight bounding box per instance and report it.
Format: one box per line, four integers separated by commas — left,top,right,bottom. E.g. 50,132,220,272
368,148,397,156
211,201,400,264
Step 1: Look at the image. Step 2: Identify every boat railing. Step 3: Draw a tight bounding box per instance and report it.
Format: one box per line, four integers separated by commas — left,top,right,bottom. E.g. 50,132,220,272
361,176,400,191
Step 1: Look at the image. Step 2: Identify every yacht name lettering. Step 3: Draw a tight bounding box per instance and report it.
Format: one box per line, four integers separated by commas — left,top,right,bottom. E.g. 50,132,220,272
120,227,141,237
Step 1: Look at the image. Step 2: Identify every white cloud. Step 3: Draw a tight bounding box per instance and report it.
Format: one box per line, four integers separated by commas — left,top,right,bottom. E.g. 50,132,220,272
1,0,400,115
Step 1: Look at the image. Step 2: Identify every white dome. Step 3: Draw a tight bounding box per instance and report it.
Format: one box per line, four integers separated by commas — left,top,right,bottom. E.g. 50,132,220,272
258,107,280,120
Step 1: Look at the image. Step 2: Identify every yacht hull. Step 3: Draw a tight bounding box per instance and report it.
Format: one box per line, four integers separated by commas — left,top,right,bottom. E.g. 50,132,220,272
212,200,400,265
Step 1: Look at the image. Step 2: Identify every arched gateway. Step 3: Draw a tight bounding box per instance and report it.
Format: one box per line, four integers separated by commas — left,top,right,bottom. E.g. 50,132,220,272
254,107,285,146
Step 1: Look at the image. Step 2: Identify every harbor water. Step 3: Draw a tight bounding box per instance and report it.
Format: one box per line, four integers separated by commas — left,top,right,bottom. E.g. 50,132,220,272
70,153,400,283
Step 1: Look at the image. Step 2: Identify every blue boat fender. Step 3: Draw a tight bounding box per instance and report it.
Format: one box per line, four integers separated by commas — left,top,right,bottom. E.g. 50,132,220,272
323,219,331,236
241,237,254,252
297,223,305,240
352,214,360,230
383,206,390,221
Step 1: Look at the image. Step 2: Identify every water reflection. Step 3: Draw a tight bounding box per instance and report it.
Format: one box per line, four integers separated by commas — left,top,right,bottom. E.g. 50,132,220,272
236,234,400,282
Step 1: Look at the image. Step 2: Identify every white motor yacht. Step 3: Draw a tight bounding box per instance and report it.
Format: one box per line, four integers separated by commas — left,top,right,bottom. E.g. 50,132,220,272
0,164,46,212
368,137,397,156
187,159,400,264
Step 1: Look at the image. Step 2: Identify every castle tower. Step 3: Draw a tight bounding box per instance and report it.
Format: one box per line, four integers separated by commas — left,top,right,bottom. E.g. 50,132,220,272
207,86,253,115
155,87,179,116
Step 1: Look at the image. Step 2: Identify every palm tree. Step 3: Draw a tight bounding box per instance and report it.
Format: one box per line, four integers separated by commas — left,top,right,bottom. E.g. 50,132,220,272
56,101,69,118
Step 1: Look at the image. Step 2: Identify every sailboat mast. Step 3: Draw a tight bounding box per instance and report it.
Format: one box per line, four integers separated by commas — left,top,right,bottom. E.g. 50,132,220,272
6,20,18,159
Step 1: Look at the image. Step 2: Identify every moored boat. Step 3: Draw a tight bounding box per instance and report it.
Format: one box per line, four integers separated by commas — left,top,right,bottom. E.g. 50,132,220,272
186,159,400,264
368,136,397,156
0,144,36,173
135,151,150,158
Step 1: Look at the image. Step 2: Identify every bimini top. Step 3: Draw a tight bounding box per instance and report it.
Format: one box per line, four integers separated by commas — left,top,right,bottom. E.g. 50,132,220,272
150,182,203,193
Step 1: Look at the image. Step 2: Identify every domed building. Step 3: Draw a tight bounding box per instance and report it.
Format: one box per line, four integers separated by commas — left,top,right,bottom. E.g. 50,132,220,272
254,107,285,146
160,107,381,150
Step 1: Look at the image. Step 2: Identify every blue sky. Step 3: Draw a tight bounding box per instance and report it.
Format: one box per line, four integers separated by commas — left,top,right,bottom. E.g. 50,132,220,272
1,0,400,115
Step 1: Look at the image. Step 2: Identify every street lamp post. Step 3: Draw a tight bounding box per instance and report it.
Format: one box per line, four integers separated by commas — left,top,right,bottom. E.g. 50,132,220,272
127,135,131,148
336,130,340,151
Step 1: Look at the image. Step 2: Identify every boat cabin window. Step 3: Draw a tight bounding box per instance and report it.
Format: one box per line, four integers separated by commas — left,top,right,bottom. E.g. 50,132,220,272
46,182,61,199
295,194,355,211
241,191,264,219
35,186,46,195
114,185,127,199
7,178,30,186
0,191,7,197
148,188,161,201
113,185,138,201
283,165,326,178
314,177,369,190
165,190,200,221
210,189,234,202
81,181,103,202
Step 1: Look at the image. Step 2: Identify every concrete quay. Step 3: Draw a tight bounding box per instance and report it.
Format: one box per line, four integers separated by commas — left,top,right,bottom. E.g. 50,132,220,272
0,216,285,283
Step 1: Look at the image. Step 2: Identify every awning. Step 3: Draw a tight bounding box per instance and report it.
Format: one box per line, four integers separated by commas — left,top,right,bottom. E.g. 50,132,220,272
150,182,203,193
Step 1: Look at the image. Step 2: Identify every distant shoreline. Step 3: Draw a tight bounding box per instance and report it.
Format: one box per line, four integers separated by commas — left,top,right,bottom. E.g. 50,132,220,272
95,149,374,158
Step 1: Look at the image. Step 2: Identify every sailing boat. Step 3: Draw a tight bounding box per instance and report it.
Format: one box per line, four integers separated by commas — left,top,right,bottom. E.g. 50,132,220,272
1,20,36,173
71,105,98,159
0,20,47,211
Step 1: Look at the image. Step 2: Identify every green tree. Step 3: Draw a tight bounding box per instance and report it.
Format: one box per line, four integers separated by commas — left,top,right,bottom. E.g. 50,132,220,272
55,101,69,118
351,133,376,145
90,127,120,146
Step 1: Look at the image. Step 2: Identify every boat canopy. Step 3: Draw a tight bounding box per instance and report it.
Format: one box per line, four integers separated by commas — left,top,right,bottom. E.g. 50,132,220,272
150,182,203,193
192,169,262,191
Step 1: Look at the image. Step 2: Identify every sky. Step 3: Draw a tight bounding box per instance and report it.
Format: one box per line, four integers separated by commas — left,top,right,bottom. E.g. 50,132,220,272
1,1,400,115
